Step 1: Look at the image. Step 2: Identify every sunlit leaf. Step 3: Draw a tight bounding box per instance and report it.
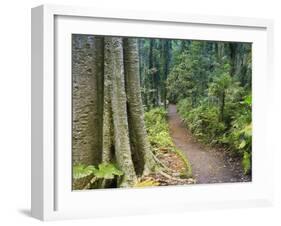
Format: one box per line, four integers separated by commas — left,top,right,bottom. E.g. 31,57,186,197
73,164,96,179
243,95,252,106
94,163,123,179
238,140,247,149
242,152,251,174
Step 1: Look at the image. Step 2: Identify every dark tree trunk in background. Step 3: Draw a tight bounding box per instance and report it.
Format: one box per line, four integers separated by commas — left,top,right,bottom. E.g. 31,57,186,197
220,91,225,122
229,43,237,77
148,39,157,107
161,39,171,108
138,39,148,107
149,39,154,71
216,42,225,63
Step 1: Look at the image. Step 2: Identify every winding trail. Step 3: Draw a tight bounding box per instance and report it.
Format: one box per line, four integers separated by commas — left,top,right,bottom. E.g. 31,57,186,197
167,104,251,184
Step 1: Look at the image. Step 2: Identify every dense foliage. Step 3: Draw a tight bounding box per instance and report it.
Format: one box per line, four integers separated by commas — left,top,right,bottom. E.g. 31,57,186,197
138,39,251,174
73,163,124,189
168,41,252,174
144,108,173,147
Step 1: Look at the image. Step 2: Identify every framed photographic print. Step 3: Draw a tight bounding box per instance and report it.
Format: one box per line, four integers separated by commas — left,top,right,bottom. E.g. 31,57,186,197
31,4,274,221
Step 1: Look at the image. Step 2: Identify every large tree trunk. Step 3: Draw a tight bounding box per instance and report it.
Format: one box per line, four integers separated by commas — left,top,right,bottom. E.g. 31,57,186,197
102,41,114,164
72,36,104,189
72,35,103,166
91,37,104,163
73,36,155,188
104,37,137,187
123,38,155,176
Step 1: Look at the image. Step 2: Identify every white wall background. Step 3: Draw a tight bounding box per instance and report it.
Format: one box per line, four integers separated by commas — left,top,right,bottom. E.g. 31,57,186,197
0,0,280,225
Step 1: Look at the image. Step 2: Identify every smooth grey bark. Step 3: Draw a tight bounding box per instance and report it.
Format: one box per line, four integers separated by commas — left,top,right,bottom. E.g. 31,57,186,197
104,37,137,187
124,38,155,176
102,42,114,163
91,37,104,163
72,35,103,166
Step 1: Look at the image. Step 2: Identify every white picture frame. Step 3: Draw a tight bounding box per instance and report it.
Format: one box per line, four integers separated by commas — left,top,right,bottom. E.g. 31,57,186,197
31,4,274,221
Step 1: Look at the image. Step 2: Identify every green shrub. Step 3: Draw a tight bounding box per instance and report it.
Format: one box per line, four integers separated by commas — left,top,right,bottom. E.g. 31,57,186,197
177,98,226,144
73,165,97,179
144,108,173,147
221,95,252,174
177,94,252,175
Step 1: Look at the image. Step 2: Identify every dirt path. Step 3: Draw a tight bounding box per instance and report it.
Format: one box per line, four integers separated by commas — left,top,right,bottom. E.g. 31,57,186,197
168,104,251,184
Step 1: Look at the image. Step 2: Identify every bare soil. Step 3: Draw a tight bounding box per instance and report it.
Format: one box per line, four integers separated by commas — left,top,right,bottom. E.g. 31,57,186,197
167,104,251,184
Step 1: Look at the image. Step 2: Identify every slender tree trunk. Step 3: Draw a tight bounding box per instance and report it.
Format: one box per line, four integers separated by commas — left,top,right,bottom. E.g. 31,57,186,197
148,39,156,107
229,43,237,77
124,38,155,176
104,37,137,187
216,42,225,63
161,40,171,108
220,91,225,122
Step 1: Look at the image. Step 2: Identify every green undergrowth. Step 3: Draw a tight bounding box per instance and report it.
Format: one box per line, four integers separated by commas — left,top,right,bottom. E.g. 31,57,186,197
144,107,192,178
73,163,123,189
73,107,193,190
177,94,252,175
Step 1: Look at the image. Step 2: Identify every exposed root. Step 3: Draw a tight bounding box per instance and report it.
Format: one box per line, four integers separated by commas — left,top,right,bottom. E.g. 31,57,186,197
83,176,97,189
151,151,174,173
157,170,194,183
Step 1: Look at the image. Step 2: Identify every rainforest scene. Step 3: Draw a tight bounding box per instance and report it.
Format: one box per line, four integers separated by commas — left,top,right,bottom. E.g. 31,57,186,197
72,35,252,190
